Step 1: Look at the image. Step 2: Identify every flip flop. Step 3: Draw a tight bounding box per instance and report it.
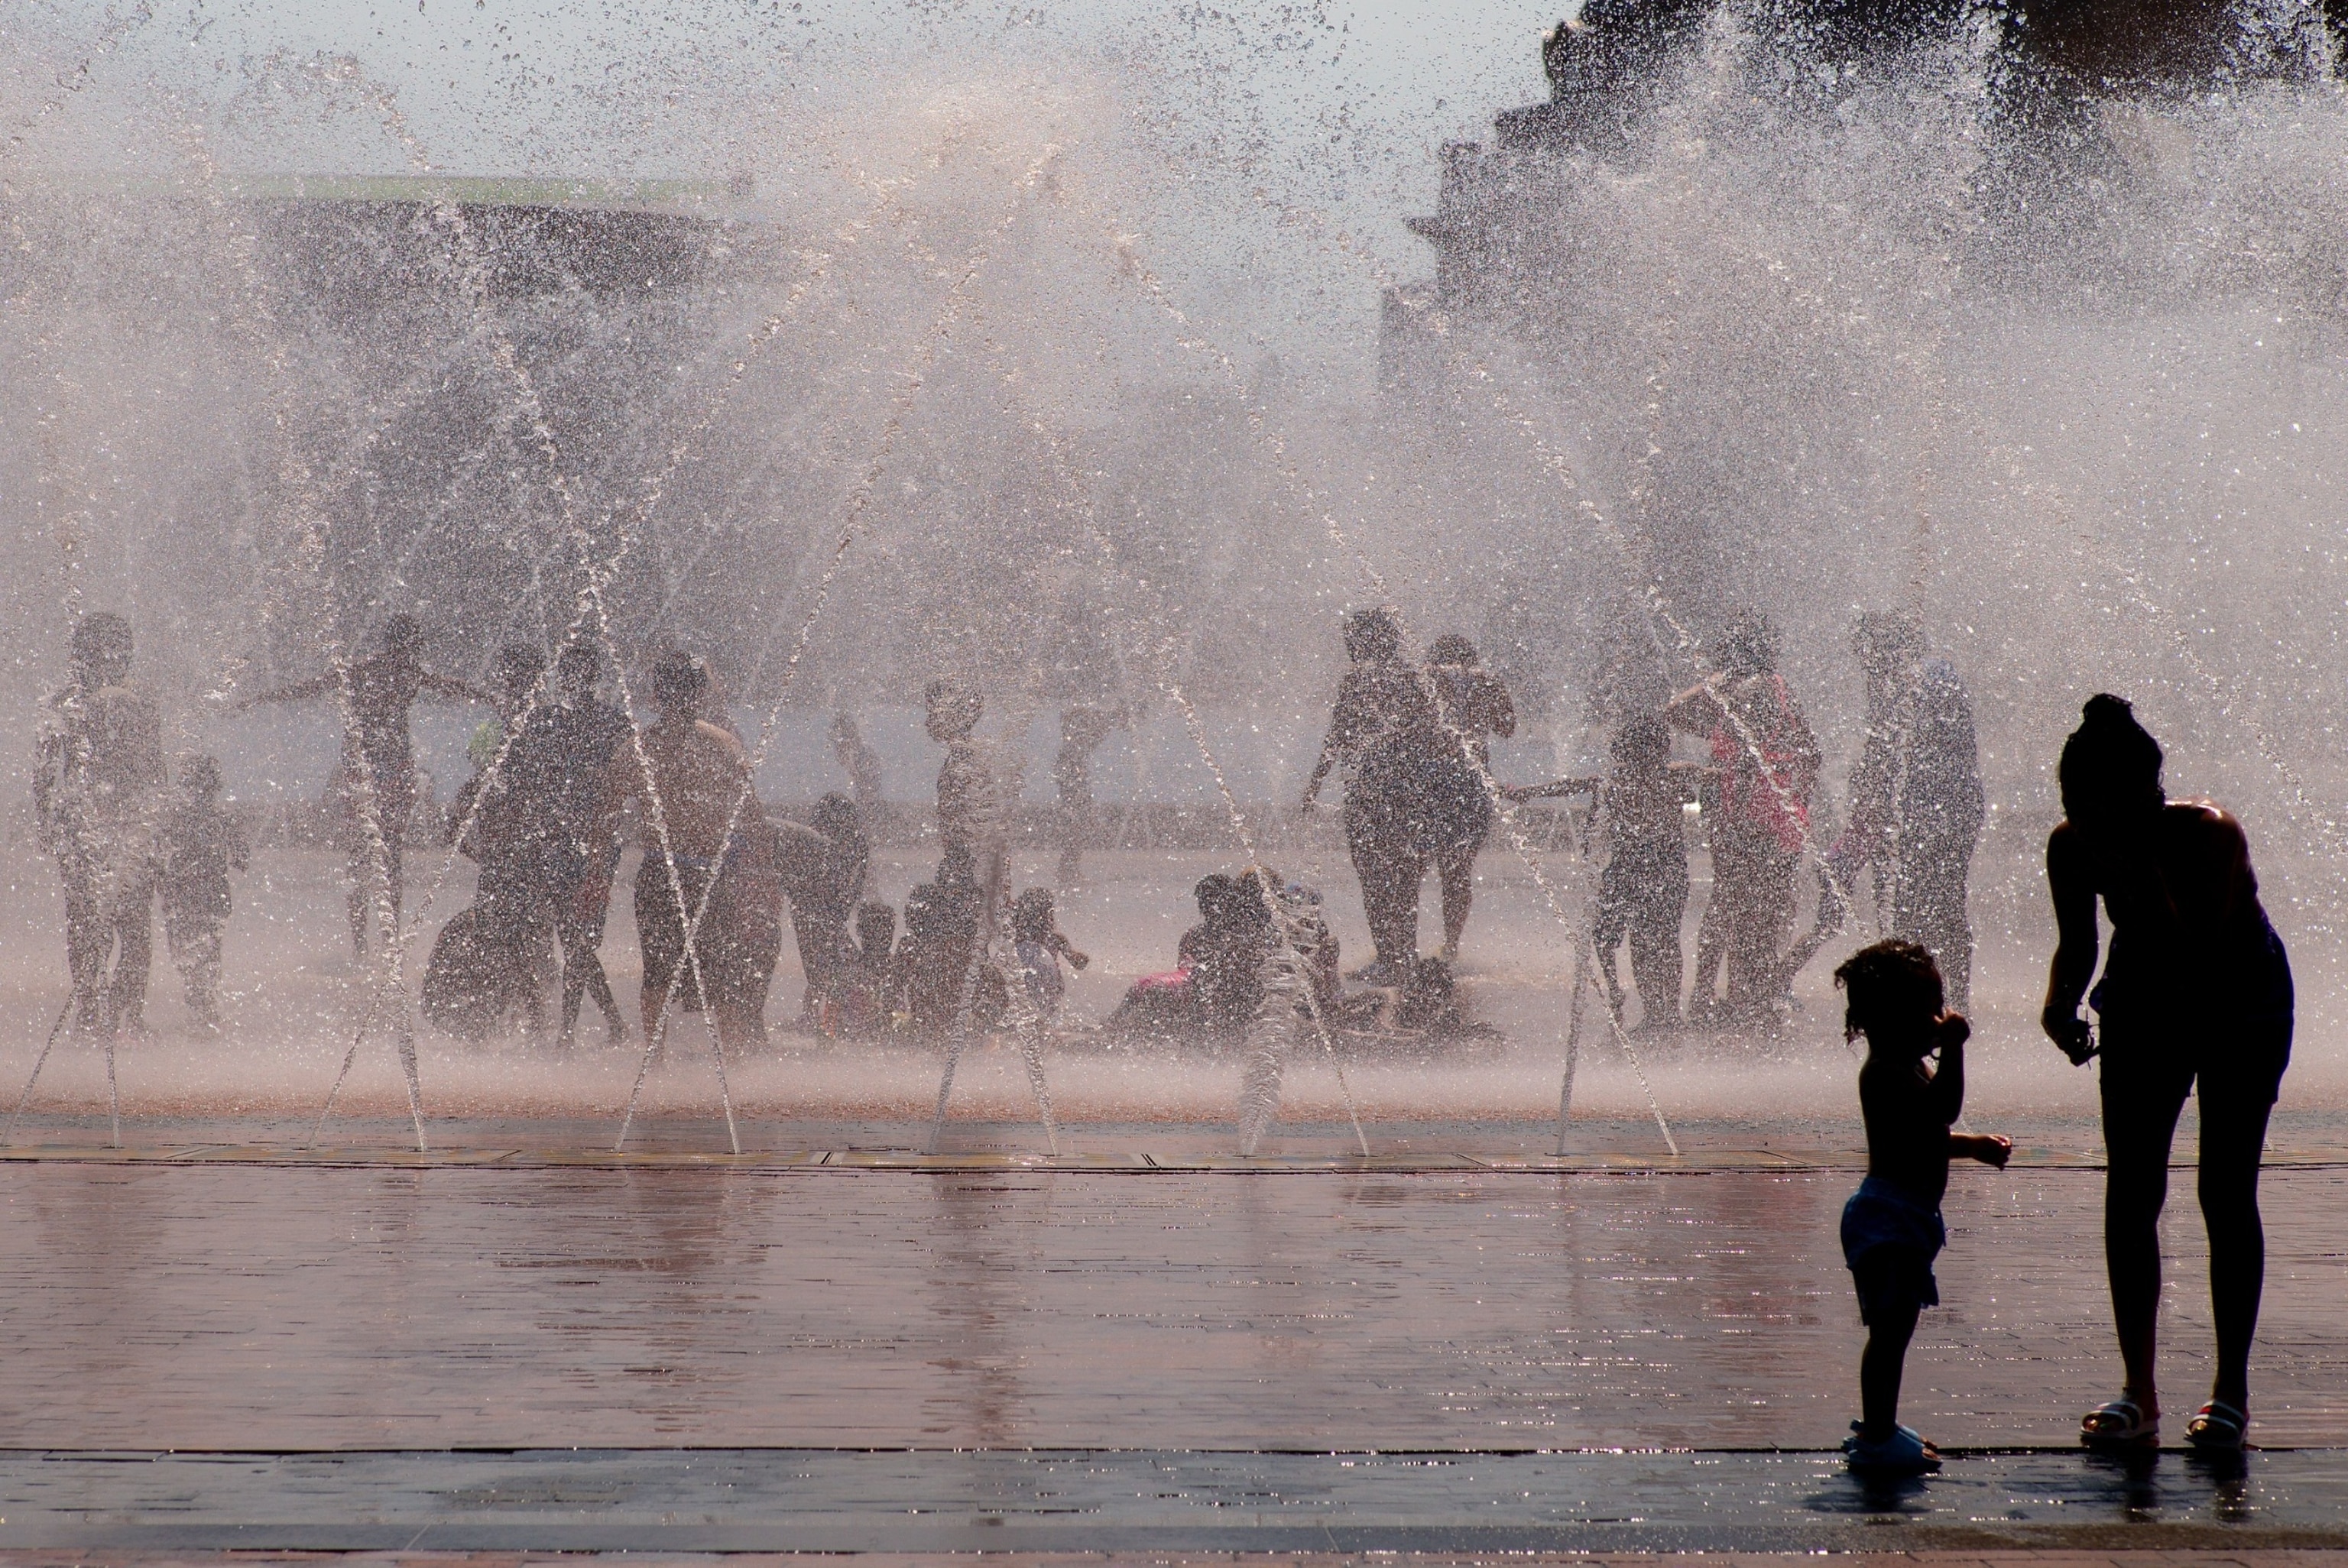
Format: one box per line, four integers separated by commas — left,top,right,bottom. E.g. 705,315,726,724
2080,1398,2158,1448
1843,1420,1942,1476
2186,1400,2248,1453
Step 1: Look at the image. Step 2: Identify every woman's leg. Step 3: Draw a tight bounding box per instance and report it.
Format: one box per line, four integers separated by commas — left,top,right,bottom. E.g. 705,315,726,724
1436,835,1483,958
1626,853,1690,1030
2198,1055,2282,1413
1347,799,1420,967
2100,1056,2194,1418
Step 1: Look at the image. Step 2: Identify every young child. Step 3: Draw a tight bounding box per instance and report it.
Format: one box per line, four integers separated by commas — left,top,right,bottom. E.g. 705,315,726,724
1589,716,1701,1032
1834,939,2012,1473
899,847,1004,1037
838,899,902,1036
157,755,250,1032
1010,887,1089,1022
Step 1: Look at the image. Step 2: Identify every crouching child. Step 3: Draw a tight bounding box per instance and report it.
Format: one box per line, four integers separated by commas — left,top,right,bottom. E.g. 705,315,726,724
158,755,249,1032
1835,938,2012,1474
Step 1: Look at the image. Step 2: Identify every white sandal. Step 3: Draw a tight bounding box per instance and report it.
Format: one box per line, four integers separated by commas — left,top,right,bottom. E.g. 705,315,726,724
2080,1397,2158,1448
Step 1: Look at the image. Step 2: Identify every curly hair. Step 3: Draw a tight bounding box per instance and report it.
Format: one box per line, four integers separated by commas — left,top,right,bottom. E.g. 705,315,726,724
1833,938,1944,1044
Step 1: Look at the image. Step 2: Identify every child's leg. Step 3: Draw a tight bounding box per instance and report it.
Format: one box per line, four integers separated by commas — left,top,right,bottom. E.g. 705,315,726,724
1724,846,1795,1018
2100,1054,2193,1414
1590,857,1631,1010
1688,838,1737,1016
1435,838,1478,956
1860,1301,1921,1442
102,867,156,1032
170,920,224,1027
1626,856,1689,1029
2198,1056,2282,1412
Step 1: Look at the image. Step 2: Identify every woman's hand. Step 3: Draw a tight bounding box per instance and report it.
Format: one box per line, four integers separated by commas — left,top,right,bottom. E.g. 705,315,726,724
2042,1008,2097,1065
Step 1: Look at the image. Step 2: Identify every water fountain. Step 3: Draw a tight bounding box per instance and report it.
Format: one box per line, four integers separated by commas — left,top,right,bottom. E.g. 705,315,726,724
1,0,2343,1158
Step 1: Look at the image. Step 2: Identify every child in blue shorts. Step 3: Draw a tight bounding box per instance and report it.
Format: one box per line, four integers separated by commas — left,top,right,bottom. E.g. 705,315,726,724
1835,939,2012,1474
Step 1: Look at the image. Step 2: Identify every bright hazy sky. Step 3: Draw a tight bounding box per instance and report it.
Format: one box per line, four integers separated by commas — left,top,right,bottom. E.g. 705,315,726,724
18,0,1566,377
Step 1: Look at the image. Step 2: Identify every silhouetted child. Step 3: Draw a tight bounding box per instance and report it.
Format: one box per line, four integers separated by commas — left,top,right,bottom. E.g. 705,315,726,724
900,845,1004,1037
1010,887,1088,1021
839,899,902,1036
157,755,248,1032
1835,938,2012,1474
1590,717,1701,1032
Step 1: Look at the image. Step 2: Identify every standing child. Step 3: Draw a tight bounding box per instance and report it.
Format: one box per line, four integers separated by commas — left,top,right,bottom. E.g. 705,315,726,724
1587,716,1700,1032
1010,887,1089,1022
157,755,249,1032
1834,938,2012,1473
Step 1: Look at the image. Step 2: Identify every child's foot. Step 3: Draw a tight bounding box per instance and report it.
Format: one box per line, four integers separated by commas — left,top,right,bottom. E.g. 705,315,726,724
1843,1421,1941,1475
2080,1397,2159,1448
2185,1400,2248,1453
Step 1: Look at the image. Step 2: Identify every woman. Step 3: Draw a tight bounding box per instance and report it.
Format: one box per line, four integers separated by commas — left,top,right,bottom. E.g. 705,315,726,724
1424,634,1516,961
240,614,491,955
1301,609,1441,982
1665,609,1820,1027
2043,694,2292,1453
587,650,783,1055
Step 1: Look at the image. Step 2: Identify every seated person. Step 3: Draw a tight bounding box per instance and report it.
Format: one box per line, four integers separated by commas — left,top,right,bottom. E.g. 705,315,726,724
899,846,1004,1038
836,899,903,1037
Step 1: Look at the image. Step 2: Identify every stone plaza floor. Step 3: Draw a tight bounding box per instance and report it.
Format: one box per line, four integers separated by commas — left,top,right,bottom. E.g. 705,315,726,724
0,1114,2341,1560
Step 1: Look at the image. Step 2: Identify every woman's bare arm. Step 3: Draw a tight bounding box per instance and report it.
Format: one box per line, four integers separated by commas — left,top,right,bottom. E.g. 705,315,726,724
1662,682,1720,734
235,671,339,711
418,672,496,705
1301,675,1363,808
1484,675,1517,741
2042,823,2101,1059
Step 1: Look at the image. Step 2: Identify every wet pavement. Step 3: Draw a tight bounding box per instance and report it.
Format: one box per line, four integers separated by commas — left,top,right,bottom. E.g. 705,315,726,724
0,1447,2341,1553
1,1149,2342,1453
0,1123,2341,1556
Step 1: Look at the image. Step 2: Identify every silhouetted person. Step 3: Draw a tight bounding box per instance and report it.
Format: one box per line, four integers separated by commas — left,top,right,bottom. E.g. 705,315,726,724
900,844,1002,1037
586,650,783,1055
1423,634,1516,961
530,644,634,1045
1835,940,2011,1475
157,755,248,1033
1010,886,1089,1021
1783,611,1921,988
1302,608,1442,982
926,679,1000,866
1051,704,1120,885
240,614,489,955
2045,695,2292,1454
776,792,868,1027
36,613,165,1038
1825,611,1926,926
1798,614,1985,1009
839,900,903,1036
1187,873,1274,1038
830,712,886,818
452,643,557,1035
1890,657,1985,1009
1667,610,1820,1028
1588,717,1698,1032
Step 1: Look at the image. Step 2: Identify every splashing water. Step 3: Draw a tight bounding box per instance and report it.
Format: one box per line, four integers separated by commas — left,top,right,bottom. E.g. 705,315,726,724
2,3,2345,1143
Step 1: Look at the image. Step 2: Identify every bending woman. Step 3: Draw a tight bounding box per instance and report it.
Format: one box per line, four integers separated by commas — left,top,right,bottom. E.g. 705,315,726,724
2044,695,2291,1453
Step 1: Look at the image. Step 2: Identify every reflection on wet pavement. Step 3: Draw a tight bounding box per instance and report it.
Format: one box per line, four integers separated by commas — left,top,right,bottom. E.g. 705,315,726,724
0,1447,2340,1553
0,1161,2339,1452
